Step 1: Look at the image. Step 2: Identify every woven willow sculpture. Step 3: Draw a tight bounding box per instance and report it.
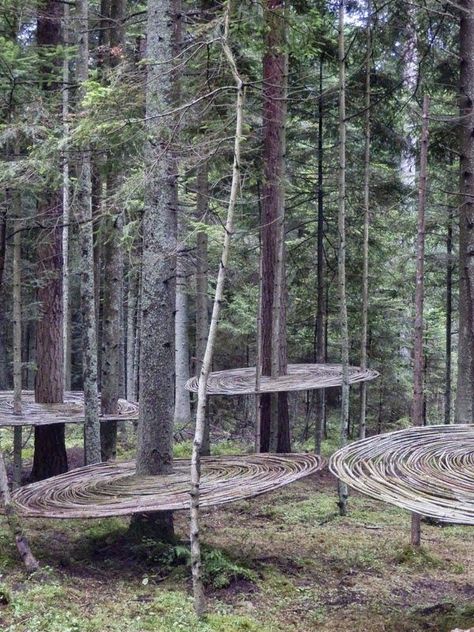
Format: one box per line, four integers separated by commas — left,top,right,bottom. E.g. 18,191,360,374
329,424,474,524
185,363,379,395
0,391,138,426
10,453,324,518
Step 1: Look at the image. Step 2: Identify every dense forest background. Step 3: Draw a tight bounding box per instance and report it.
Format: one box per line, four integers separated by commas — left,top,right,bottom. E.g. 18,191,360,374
0,1,473,631
0,0,460,444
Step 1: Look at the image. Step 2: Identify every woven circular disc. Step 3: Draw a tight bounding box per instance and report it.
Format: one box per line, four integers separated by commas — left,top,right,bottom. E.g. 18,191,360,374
329,425,474,524
0,391,138,427
185,363,379,395
11,453,324,519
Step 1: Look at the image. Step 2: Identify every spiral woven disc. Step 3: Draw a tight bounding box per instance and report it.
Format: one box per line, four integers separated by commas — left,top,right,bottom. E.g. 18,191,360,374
185,363,379,395
11,453,324,519
0,391,139,427
329,425,474,524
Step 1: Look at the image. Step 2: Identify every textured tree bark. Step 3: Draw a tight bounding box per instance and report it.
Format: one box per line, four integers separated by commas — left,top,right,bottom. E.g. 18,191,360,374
359,0,371,441
411,95,430,547
76,0,101,464
99,0,126,459
12,196,22,489
195,161,210,455
337,0,350,516
260,0,289,453
456,0,474,423
190,9,244,614
63,0,71,392
445,203,453,425
126,264,139,401
172,0,192,433
314,54,326,455
29,0,68,482
130,0,177,542
32,191,67,481
100,174,124,460
0,203,6,294
174,227,191,430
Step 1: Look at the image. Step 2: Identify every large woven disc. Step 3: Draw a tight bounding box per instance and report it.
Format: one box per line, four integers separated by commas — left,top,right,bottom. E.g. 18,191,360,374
0,391,138,427
11,453,324,519
185,363,379,395
329,425,474,524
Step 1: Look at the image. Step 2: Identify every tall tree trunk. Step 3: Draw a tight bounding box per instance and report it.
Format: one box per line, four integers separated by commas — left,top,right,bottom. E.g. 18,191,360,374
0,202,6,294
31,0,68,482
260,0,289,453
126,264,139,401
63,0,71,392
445,203,453,425
337,0,350,516
411,95,430,547
172,0,191,433
359,0,371,440
315,54,326,455
76,0,101,464
456,0,474,423
130,0,177,543
195,161,210,455
100,0,127,461
190,9,244,613
12,195,22,489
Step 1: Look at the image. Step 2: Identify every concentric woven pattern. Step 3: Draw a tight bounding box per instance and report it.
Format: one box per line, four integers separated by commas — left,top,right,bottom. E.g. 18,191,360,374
329,425,474,524
185,363,379,395
0,391,139,427
11,453,324,519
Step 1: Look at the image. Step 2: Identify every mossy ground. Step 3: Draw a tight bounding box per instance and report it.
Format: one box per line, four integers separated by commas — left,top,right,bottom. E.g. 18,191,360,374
0,432,472,631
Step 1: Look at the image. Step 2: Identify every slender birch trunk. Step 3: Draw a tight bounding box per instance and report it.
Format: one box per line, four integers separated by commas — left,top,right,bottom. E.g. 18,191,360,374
359,0,371,440
76,0,101,464
337,0,350,516
195,161,210,455
411,95,430,547
315,54,326,455
190,7,244,614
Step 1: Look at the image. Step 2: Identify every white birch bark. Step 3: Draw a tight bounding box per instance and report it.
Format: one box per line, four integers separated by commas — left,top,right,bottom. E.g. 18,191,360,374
190,5,244,615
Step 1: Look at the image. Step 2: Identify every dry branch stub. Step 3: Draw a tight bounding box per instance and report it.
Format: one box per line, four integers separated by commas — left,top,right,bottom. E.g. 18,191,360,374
0,391,138,427
329,424,474,524
9,453,324,519
185,363,379,395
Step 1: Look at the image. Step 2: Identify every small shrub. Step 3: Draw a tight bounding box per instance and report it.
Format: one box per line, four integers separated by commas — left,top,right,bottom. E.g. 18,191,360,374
394,544,443,568
201,547,257,589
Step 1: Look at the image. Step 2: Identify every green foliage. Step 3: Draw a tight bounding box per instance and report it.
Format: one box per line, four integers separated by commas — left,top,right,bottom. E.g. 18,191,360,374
394,544,444,569
201,547,257,589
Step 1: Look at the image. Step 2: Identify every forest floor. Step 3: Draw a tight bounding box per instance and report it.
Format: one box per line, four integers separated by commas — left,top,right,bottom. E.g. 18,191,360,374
0,434,473,632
